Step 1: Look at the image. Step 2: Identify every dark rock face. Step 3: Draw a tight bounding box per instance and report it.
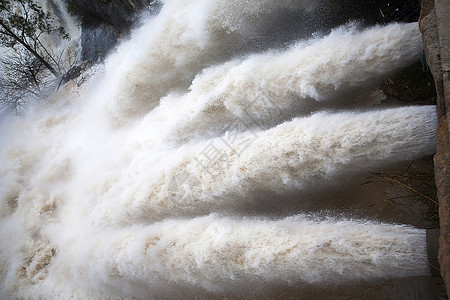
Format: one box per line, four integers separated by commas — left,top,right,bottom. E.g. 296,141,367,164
316,0,420,27
81,23,118,63
65,0,155,61
419,0,450,294
66,0,149,28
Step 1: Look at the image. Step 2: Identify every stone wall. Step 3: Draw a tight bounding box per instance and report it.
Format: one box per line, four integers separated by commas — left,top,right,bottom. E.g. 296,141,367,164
419,0,450,294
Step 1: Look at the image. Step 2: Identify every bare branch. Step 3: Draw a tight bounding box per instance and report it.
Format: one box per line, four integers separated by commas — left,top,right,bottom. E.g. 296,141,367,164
0,0,81,113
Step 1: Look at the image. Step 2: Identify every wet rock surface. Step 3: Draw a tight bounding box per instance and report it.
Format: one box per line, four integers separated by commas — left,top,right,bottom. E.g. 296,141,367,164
64,0,155,61
419,0,450,294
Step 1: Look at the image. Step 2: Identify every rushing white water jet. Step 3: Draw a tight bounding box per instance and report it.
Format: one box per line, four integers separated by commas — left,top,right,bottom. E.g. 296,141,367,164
83,106,436,224
0,0,438,298
151,22,424,143
99,0,318,122
29,215,426,299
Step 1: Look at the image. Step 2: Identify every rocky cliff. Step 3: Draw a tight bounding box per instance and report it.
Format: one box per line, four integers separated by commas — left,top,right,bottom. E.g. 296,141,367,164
65,0,156,62
419,0,450,294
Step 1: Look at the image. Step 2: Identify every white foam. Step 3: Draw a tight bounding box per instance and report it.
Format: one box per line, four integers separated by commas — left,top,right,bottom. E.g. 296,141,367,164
0,0,436,298
149,22,423,143
36,215,427,298
90,106,436,224
98,0,318,123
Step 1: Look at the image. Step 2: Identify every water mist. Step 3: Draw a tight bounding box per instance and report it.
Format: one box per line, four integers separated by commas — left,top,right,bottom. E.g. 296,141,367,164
0,0,437,298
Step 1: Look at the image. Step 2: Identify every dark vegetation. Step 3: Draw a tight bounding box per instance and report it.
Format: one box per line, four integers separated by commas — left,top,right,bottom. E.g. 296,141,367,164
0,0,78,113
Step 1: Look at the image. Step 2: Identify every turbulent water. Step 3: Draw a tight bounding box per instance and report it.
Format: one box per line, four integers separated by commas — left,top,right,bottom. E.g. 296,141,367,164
0,0,438,299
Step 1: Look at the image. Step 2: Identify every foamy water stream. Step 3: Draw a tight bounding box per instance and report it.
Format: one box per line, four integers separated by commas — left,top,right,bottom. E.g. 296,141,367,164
0,0,437,298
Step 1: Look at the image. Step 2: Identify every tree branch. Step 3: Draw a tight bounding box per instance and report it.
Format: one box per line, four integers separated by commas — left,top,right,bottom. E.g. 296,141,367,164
0,19,61,78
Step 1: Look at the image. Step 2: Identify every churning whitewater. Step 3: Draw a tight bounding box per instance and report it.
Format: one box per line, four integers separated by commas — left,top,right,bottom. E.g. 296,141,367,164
0,0,438,298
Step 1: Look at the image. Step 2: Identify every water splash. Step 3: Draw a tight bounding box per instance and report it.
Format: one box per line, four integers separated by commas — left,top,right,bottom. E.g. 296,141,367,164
41,215,427,298
0,0,437,298
99,0,318,122
83,106,436,225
